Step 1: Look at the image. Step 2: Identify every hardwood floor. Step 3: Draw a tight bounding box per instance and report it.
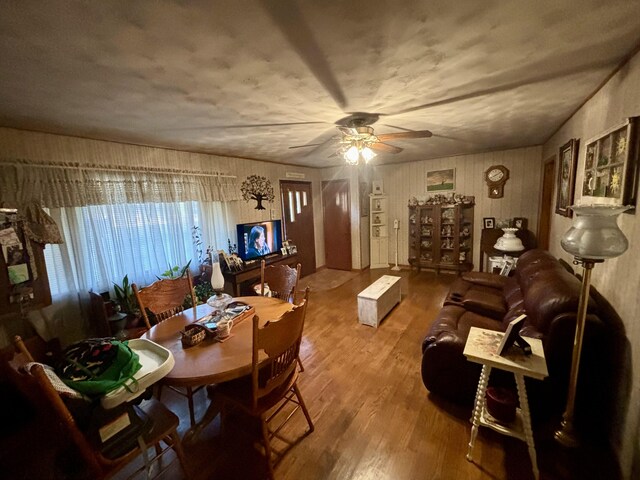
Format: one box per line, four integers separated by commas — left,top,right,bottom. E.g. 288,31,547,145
2,268,620,479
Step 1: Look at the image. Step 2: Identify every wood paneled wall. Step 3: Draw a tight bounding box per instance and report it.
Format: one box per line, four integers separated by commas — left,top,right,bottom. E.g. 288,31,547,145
374,147,543,268
542,50,640,479
0,127,325,268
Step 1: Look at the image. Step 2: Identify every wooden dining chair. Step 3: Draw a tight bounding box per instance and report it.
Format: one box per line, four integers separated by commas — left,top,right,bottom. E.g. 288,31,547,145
259,260,301,303
132,272,196,331
212,301,314,479
133,272,202,426
259,261,306,371
7,336,189,480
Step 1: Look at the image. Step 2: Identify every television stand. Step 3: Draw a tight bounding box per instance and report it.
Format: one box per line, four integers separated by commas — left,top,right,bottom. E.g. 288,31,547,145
222,253,299,296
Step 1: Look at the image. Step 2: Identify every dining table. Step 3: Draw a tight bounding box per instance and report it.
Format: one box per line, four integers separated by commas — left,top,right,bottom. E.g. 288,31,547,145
142,295,294,440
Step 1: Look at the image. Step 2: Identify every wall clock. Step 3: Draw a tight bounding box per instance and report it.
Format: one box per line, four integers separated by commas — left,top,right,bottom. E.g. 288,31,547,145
484,165,510,198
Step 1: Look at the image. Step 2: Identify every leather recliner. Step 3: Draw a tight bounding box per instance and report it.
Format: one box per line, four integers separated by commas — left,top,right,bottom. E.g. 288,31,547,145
421,249,614,427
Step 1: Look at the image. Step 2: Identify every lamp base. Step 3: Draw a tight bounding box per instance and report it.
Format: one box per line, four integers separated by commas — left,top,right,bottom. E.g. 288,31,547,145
207,292,232,310
554,420,580,448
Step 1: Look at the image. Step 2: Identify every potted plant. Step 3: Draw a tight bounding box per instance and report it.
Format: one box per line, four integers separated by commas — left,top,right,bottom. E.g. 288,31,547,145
112,274,140,327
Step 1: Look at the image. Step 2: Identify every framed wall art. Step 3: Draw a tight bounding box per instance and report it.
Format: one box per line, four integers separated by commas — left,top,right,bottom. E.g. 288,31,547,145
512,217,527,230
581,117,639,211
426,168,455,192
555,139,579,217
483,217,495,229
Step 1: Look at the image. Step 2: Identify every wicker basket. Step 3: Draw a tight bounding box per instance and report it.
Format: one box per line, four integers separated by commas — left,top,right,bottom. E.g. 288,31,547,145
180,324,207,347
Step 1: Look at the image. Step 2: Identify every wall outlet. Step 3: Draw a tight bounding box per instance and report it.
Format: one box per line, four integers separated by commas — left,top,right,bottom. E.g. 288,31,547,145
393,219,399,229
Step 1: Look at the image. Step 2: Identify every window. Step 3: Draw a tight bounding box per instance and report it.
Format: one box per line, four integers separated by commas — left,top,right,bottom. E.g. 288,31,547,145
44,201,227,296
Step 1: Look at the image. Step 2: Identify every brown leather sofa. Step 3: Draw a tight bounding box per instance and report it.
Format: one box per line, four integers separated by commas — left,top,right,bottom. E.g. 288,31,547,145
421,249,616,426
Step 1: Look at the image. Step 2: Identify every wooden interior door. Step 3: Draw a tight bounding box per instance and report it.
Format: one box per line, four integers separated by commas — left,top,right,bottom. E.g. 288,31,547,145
322,180,352,271
280,181,316,277
538,156,556,250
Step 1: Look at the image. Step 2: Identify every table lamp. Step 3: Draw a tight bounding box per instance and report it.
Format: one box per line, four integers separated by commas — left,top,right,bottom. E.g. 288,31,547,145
207,251,232,309
554,204,630,447
494,227,525,252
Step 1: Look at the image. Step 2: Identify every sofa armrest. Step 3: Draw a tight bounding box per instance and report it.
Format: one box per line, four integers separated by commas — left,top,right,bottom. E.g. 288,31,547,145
461,271,509,290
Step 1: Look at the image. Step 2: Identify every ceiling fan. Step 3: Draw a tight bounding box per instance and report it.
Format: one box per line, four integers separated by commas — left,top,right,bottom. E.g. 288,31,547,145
289,112,433,165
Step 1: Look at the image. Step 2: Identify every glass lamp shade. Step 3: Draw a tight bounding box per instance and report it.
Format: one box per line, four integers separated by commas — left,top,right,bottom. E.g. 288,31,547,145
210,261,225,291
344,145,359,165
208,255,231,309
361,146,376,163
494,228,525,252
561,205,630,260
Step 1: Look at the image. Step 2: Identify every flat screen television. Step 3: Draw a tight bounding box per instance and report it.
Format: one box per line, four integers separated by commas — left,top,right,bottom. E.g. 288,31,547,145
236,220,283,261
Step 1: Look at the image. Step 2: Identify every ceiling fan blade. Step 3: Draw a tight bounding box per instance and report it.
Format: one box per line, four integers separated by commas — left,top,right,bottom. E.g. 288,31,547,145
261,0,347,109
371,142,403,154
289,143,325,149
328,151,339,158
165,121,329,132
375,130,433,141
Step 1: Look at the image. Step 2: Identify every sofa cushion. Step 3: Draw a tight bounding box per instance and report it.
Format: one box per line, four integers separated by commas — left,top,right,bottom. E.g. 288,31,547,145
461,290,506,319
444,275,506,319
461,271,509,290
521,267,595,333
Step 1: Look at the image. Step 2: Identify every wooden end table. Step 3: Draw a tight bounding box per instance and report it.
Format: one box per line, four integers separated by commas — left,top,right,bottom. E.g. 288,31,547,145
463,327,548,480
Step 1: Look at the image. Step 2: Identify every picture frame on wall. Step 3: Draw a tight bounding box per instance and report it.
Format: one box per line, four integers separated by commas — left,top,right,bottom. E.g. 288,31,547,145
426,168,455,192
555,138,579,217
372,180,384,194
483,217,495,229
581,117,639,211
513,217,527,230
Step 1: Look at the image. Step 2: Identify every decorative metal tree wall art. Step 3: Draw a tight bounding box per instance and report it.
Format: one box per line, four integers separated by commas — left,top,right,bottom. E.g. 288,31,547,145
240,175,275,210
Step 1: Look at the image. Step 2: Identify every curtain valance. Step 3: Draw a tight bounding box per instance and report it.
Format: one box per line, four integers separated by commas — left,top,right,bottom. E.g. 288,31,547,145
0,159,239,208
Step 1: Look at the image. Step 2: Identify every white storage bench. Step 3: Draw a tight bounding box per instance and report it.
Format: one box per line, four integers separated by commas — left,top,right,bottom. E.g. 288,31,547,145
357,275,401,328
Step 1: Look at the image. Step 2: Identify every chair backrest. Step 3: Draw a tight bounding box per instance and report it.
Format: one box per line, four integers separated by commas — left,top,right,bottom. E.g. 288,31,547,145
260,260,301,303
6,336,104,476
133,271,196,330
251,299,307,409
89,291,112,337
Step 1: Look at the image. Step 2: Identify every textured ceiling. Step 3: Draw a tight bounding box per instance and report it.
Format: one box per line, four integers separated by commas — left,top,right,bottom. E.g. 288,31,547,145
1,0,639,167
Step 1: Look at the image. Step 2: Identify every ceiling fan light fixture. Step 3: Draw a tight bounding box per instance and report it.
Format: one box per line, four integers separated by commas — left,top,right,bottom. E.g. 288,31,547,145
345,145,359,164
361,146,376,163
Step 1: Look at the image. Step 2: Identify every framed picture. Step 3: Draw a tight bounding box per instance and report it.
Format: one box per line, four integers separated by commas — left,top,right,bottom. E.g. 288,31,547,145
555,139,579,217
483,217,495,229
496,314,528,356
499,257,515,276
513,217,527,230
426,168,455,192
581,117,639,210
372,180,383,194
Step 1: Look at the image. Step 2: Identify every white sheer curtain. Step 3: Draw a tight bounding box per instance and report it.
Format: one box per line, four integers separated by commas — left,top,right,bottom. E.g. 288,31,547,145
37,201,231,345
45,201,231,295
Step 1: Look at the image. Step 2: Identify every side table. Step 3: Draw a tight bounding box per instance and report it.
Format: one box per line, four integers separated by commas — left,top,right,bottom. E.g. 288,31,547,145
463,327,548,480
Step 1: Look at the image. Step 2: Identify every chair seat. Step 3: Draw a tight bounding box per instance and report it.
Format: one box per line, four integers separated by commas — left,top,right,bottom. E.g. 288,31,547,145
214,370,299,415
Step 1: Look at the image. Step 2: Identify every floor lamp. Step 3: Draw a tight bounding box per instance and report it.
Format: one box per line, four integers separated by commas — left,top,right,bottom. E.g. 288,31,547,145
554,204,630,447
391,218,401,271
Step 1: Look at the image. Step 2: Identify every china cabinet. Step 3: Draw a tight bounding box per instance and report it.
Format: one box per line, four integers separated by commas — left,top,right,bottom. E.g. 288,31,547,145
408,201,474,273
